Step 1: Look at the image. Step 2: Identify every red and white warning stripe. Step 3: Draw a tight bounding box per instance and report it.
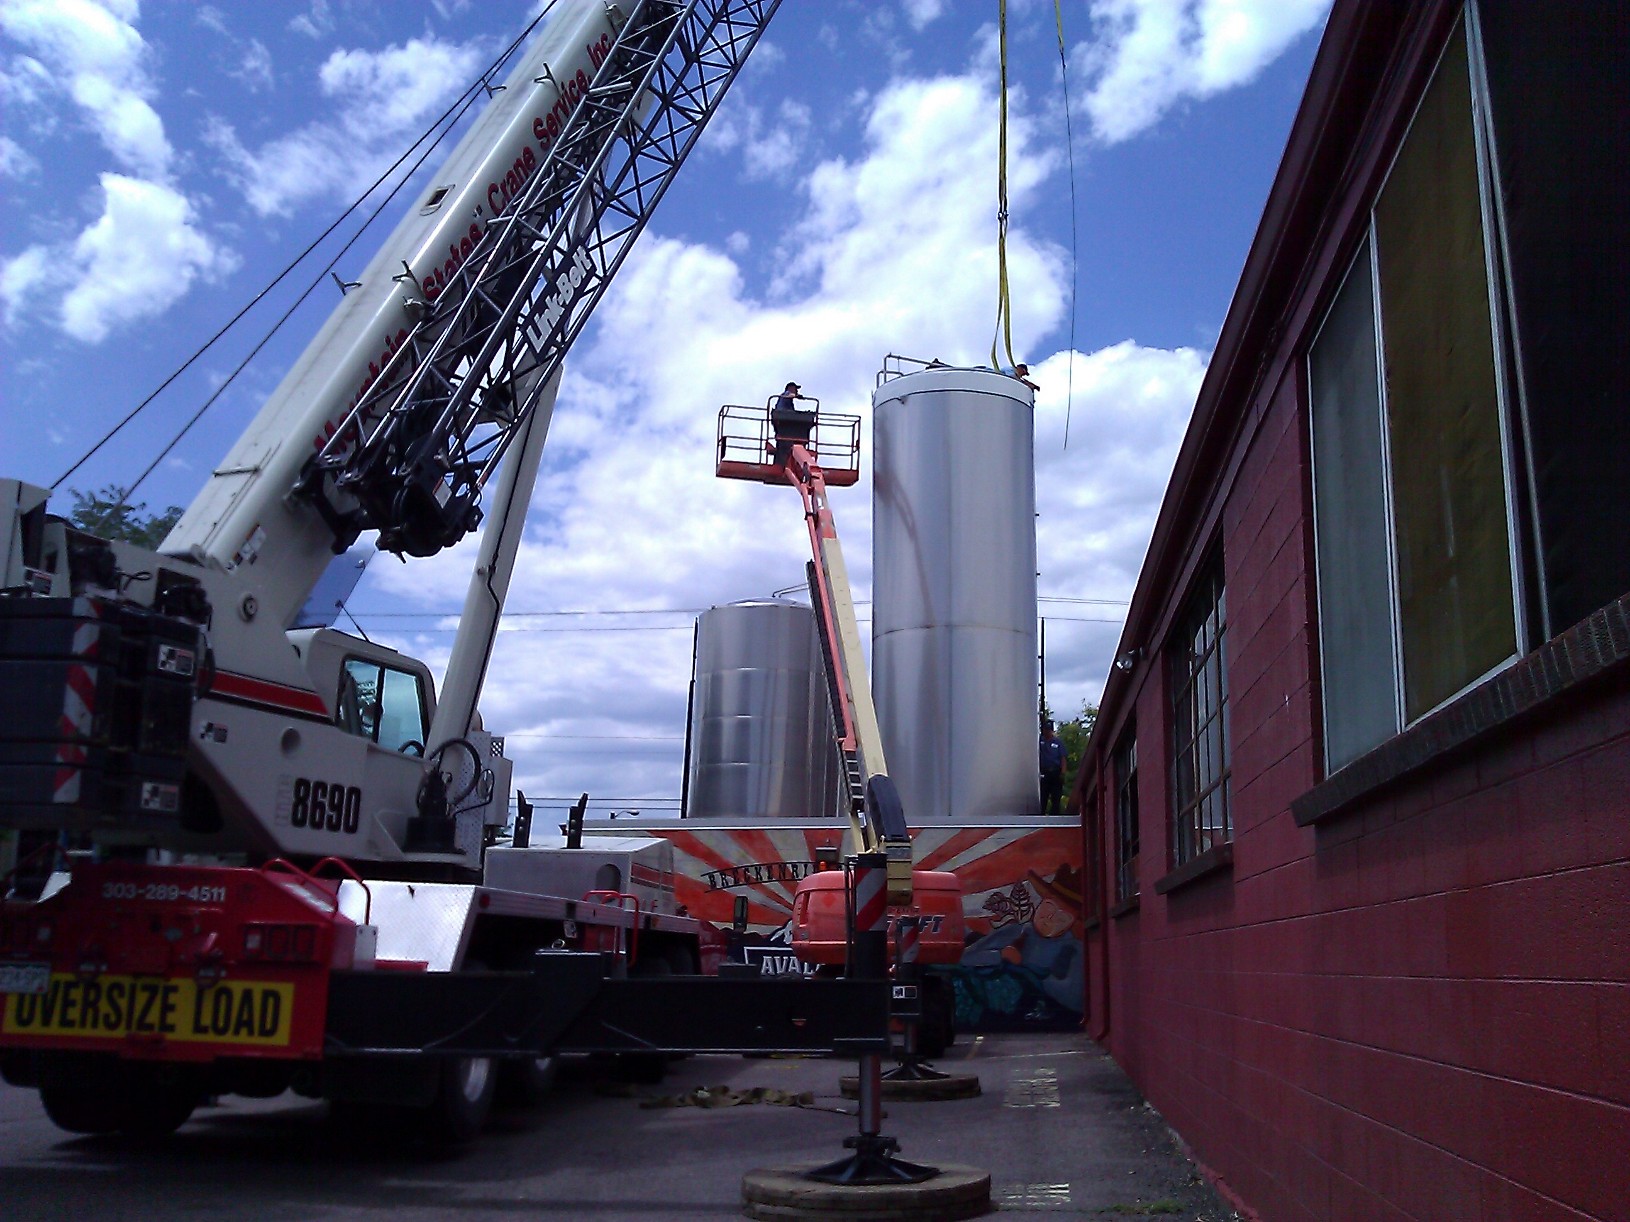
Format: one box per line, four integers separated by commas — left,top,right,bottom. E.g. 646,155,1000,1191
53,619,102,804
897,915,920,966
852,859,887,935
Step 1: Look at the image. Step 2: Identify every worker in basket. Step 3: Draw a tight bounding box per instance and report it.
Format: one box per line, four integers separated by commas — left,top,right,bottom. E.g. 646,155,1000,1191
770,380,814,464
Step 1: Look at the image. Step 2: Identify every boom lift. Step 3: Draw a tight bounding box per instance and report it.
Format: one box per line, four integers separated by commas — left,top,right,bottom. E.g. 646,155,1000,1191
715,402,914,898
714,400,970,1182
0,0,897,1144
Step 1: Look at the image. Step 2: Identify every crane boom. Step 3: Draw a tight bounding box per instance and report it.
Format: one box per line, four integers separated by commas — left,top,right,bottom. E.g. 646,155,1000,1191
300,0,780,561
163,0,779,627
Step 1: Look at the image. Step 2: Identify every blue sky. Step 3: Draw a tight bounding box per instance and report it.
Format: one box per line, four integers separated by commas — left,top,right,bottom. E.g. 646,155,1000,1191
1,0,1328,815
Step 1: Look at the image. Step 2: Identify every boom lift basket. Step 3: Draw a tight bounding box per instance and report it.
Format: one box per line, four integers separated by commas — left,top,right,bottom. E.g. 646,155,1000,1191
715,403,860,486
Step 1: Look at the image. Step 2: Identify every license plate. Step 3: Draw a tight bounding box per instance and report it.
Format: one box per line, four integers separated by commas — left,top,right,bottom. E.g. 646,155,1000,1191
0,962,51,996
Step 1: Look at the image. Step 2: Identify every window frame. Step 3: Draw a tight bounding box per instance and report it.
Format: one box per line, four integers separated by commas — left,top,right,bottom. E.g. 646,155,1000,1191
1306,8,1530,775
1168,557,1230,869
1113,727,1139,904
338,656,430,754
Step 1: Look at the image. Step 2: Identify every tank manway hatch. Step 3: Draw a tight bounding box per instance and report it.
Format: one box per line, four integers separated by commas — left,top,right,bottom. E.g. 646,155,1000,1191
871,362,1040,822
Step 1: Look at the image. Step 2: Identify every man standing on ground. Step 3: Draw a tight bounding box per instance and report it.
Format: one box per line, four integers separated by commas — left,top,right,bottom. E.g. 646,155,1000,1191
1039,720,1065,816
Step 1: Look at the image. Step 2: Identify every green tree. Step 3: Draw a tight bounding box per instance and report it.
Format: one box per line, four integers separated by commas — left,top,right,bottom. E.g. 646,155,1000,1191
68,485,184,550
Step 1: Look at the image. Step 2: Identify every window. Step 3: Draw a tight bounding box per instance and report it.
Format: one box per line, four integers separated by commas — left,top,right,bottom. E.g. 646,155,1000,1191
1309,16,1523,773
420,184,453,214
1113,730,1139,903
339,658,428,754
1170,560,1229,865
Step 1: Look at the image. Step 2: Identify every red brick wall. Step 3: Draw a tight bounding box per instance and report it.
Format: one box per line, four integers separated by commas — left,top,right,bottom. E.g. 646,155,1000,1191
1087,375,1630,1219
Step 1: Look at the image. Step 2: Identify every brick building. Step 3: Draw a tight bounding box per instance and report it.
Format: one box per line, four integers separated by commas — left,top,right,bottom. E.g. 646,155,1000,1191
1071,2,1628,1218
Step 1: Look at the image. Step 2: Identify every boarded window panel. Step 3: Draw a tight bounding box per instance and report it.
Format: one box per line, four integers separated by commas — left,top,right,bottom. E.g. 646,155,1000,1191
1477,0,1630,634
1310,242,1399,770
1375,27,1516,720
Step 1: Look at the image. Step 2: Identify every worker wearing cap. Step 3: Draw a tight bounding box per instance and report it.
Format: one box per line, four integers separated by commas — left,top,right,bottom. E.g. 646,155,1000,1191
1039,720,1065,815
770,380,813,464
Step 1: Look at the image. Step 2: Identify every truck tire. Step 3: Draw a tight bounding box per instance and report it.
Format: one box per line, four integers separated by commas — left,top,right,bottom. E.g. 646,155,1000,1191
496,1054,558,1108
40,1082,123,1135
39,1063,200,1138
424,1055,496,1144
129,1078,202,1138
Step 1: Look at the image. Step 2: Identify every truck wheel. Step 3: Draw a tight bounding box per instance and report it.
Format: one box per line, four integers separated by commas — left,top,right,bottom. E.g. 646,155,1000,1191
424,1056,496,1144
40,1083,123,1135
126,1081,200,1138
496,1055,558,1107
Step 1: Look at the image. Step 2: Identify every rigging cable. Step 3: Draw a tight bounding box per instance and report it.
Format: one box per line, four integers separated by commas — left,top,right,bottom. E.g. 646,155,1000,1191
54,5,555,506
989,0,1016,373
1054,0,1080,448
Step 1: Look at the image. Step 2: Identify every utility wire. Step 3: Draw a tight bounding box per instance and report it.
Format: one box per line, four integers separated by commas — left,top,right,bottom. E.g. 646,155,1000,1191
350,594,1128,620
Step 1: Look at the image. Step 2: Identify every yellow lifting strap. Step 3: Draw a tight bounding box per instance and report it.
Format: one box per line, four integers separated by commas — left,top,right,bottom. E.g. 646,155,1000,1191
990,0,1015,373
990,0,1070,379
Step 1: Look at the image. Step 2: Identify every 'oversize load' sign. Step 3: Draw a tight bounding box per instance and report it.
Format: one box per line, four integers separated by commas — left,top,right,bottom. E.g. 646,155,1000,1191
2,975,293,1046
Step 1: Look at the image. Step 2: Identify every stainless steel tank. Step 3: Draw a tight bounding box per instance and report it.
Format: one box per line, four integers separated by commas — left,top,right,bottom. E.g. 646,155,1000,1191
872,366,1039,821
683,599,841,819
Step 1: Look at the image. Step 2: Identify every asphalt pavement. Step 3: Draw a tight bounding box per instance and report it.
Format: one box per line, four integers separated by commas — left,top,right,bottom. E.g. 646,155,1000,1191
0,1032,1237,1220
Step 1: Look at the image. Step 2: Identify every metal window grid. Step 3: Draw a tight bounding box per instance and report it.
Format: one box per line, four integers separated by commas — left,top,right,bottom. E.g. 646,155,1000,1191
1113,731,1139,902
1170,563,1229,866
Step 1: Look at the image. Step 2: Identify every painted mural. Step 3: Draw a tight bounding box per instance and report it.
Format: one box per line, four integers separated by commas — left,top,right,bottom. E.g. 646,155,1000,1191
650,824,1084,1033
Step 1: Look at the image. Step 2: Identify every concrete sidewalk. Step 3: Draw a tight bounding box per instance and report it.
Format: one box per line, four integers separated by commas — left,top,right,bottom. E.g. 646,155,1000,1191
708,1031,1239,1220
0,1031,1239,1220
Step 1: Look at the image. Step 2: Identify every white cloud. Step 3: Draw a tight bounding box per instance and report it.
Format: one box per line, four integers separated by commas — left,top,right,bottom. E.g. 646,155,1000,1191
1033,341,1204,711
234,38,273,92
703,97,815,182
0,133,38,178
209,35,485,216
901,0,948,31
54,173,236,342
288,0,333,41
0,0,171,177
0,3,237,339
0,245,52,326
362,64,1173,807
1079,0,1328,143
194,6,229,37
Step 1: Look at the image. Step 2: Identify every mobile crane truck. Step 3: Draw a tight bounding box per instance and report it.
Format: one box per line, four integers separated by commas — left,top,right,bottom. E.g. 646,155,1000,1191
0,0,894,1145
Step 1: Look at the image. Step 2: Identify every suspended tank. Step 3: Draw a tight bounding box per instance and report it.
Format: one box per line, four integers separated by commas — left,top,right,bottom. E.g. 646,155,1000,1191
682,599,841,820
872,365,1039,821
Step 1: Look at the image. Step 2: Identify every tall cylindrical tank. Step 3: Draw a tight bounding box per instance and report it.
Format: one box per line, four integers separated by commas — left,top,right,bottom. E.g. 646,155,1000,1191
683,599,841,819
872,366,1039,821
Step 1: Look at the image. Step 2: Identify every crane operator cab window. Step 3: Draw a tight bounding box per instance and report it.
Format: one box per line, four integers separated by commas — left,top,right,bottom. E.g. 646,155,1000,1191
337,658,428,756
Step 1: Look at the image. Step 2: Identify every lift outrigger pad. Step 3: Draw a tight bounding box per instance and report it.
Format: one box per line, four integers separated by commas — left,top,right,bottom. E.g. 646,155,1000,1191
740,1161,992,1220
